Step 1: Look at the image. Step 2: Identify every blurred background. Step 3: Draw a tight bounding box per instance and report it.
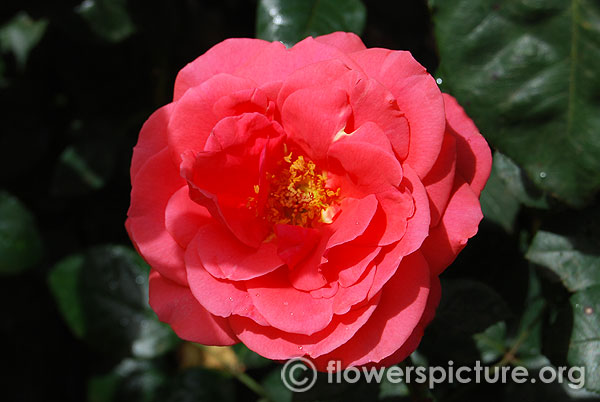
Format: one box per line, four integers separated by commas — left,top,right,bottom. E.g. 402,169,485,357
1,0,599,401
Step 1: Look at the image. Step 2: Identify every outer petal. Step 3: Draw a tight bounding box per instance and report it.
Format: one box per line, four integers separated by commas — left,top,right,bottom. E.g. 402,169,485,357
149,270,237,345
421,176,483,276
314,31,367,53
234,37,362,87
164,186,212,248
349,48,445,177
229,292,380,360
126,148,187,285
422,132,457,227
372,274,441,368
246,269,334,336
365,166,431,300
174,38,271,100
185,246,268,326
313,251,430,368
443,94,492,196
276,59,352,113
131,103,173,181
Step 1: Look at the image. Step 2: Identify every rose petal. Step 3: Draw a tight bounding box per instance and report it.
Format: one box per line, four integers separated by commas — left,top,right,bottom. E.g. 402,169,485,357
181,113,285,247
379,189,413,243
342,75,409,159
275,224,320,269
422,132,457,227
326,195,378,249
168,74,258,163
174,38,271,100
235,37,362,87
314,31,367,53
229,292,379,359
165,186,212,247
310,281,339,299
288,234,328,291
332,264,376,314
313,251,430,368
421,176,483,276
370,274,441,368
332,120,395,157
325,244,380,287
186,222,283,281
246,269,334,336
281,86,352,162
126,148,187,285
394,165,431,256
212,87,273,120
443,94,492,196
185,247,268,326
131,103,173,181
149,270,237,345
277,59,352,110
349,49,445,178
328,141,403,197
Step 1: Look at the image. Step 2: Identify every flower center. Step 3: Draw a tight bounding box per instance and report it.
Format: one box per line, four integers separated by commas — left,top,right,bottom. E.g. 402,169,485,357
250,151,340,227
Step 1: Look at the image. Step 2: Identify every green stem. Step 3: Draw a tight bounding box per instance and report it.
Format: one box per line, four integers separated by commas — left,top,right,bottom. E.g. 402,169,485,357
232,370,271,401
190,343,271,401
493,304,546,368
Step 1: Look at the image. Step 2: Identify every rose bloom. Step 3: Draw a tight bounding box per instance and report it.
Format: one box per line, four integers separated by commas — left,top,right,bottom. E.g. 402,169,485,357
126,32,491,370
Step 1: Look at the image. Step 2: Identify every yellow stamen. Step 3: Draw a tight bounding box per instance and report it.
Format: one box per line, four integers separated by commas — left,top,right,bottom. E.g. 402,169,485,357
249,151,340,228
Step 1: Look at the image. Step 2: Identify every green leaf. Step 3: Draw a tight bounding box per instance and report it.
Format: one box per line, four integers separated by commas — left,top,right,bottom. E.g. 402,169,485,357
76,0,135,42
0,191,43,275
492,152,551,209
256,0,366,47
527,231,600,292
261,367,292,402
52,138,117,196
526,225,600,392
48,254,86,338
431,0,600,206
513,267,549,368
0,12,48,69
473,269,549,368
568,287,600,394
474,321,507,364
480,156,522,232
56,146,106,191
48,245,179,359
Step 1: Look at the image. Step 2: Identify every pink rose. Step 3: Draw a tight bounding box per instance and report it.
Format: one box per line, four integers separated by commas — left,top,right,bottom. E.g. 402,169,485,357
126,32,491,370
